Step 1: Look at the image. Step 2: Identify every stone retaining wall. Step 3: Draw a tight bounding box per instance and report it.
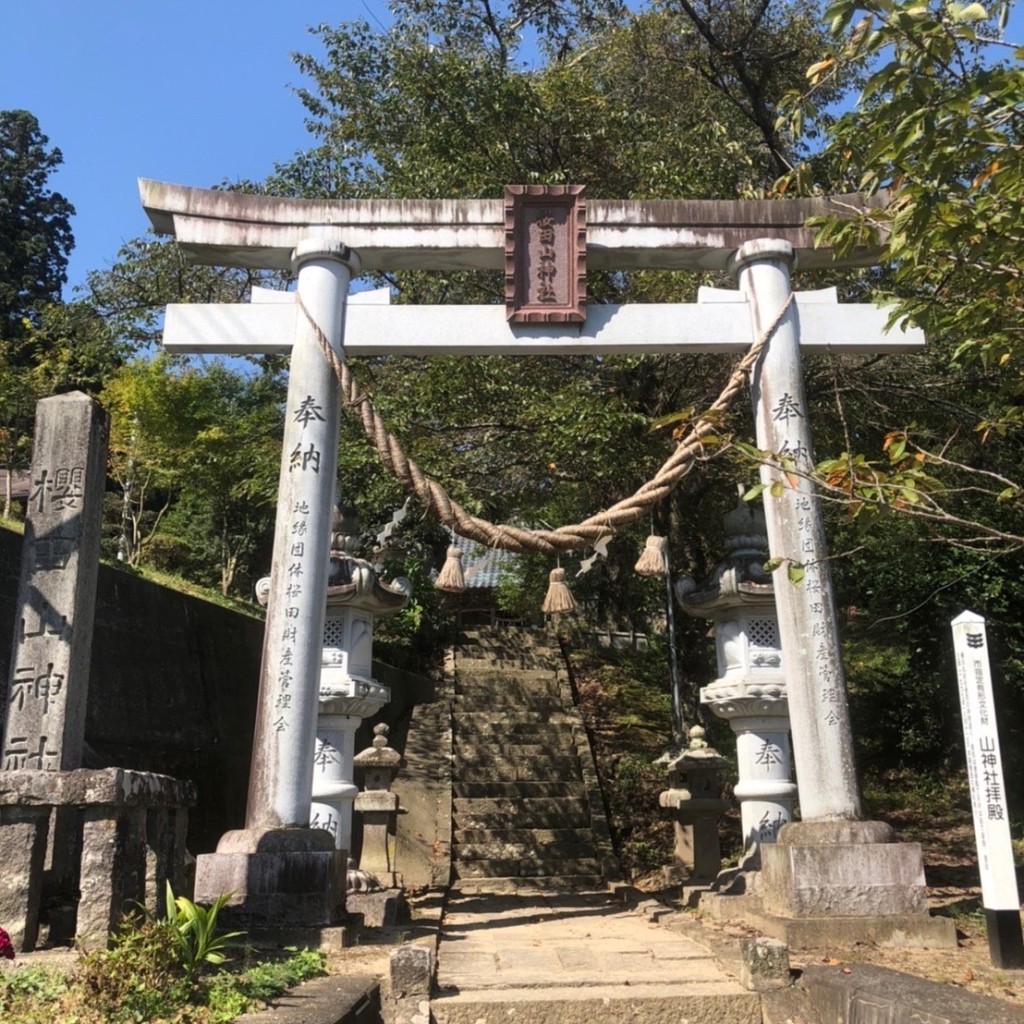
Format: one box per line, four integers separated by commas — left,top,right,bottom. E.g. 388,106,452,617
2,528,439,859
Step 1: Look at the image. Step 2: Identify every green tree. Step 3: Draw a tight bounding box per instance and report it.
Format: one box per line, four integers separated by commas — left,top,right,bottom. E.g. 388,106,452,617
780,0,1024,550
155,363,281,596
267,0,849,627
100,356,281,587
0,110,74,341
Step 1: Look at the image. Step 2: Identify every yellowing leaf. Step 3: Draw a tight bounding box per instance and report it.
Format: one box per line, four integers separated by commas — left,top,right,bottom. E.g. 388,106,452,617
806,58,836,84
951,1,989,21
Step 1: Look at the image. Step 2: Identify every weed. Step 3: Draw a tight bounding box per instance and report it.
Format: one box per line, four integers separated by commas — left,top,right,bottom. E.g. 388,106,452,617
74,915,193,1022
164,883,245,980
0,966,69,1023
3,928,325,1024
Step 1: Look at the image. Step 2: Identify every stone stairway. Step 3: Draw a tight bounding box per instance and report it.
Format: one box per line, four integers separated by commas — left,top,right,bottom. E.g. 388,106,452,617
450,625,619,892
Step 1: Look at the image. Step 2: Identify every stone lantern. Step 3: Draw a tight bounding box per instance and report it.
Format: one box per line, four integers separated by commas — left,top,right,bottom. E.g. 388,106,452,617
675,495,796,854
659,726,730,887
352,723,403,889
314,505,411,854
257,500,411,856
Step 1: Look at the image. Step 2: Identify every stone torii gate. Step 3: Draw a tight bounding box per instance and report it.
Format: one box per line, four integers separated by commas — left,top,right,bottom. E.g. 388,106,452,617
140,181,943,941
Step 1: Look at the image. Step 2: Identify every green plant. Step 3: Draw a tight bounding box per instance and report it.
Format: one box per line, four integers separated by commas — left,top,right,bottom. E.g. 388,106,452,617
203,948,326,1022
0,965,68,1022
74,914,192,1022
164,883,245,980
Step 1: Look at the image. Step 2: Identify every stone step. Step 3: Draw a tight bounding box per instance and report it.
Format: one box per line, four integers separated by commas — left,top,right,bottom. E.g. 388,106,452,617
452,759,580,784
454,856,603,879
454,674,563,695
454,663,561,679
431,987,761,1024
453,840,598,862
454,746,579,766
447,875,607,895
455,710,578,727
454,742,578,759
452,692,564,711
452,780,586,799
454,647,557,671
454,826,597,846
453,720,577,741
453,797,590,830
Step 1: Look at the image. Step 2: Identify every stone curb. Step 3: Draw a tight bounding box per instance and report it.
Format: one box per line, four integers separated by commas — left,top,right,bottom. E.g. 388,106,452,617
235,973,381,1024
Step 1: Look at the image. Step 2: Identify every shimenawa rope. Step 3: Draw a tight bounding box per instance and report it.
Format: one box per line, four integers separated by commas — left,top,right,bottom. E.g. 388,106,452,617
299,293,793,555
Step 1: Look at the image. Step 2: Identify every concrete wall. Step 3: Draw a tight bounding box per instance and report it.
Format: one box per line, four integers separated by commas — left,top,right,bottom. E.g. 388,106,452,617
2,526,444,874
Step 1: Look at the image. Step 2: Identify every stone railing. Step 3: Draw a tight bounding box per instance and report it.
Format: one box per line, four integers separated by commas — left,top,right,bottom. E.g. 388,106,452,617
0,768,195,950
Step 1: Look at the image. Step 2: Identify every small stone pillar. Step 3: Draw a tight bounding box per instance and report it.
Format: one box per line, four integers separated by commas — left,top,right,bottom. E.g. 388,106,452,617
353,723,402,888
659,727,729,886
1,393,108,949
676,496,796,853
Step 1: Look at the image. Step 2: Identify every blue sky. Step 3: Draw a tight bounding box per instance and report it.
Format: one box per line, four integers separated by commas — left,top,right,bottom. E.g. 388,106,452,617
3,1,390,296
6,2,1021,301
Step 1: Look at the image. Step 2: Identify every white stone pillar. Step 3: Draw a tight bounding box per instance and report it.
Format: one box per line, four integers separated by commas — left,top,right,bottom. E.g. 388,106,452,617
730,708,796,847
314,601,391,850
310,715,360,850
244,240,359,831
733,239,861,821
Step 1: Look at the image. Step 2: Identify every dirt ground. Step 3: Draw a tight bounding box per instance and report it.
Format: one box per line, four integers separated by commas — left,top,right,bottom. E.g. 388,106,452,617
651,802,1024,1008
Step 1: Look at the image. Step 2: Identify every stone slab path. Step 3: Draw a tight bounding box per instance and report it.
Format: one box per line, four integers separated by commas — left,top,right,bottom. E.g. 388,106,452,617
430,888,761,1024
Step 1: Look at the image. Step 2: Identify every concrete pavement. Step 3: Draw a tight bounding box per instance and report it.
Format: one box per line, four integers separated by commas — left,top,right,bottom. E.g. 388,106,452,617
430,888,761,1024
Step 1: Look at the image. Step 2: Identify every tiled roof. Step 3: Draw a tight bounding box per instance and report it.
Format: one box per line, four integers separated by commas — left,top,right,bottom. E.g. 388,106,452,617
453,533,518,590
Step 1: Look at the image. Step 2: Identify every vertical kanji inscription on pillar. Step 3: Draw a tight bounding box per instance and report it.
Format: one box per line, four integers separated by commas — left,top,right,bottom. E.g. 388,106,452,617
2,392,108,772
505,185,586,323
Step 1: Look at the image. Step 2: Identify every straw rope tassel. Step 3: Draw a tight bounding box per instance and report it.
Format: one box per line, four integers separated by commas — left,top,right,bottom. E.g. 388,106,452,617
435,544,466,592
634,535,670,577
541,566,577,615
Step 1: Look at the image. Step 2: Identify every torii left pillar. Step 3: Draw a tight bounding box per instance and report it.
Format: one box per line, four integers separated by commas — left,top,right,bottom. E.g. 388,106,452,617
194,240,358,935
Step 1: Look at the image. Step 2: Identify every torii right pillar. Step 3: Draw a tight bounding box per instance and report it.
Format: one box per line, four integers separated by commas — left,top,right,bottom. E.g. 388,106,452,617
717,240,956,947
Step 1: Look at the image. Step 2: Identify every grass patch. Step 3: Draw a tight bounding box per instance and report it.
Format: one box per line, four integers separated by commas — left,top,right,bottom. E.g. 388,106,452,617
862,768,970,823
0,920,326,1024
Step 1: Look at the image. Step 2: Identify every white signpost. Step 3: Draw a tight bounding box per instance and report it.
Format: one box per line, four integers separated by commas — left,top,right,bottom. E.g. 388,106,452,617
951,610,1024,968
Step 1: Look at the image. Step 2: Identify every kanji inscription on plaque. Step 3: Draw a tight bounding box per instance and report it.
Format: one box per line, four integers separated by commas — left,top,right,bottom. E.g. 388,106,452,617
505,185,586,323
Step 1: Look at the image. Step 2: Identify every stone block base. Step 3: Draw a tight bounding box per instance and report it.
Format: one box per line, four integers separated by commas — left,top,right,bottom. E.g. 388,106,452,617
347,888,404,929
195,828,346,929
761,821,927,918
701,893,958,949
700,822,958,949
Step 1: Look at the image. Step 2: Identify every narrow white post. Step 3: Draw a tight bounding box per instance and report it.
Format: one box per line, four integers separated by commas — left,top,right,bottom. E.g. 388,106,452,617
244,240,359,831
951,610,1024,968
733,239,861,822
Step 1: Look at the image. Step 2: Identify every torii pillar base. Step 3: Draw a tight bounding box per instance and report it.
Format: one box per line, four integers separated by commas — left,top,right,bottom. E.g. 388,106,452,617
703,820,957,948
194,827,347,938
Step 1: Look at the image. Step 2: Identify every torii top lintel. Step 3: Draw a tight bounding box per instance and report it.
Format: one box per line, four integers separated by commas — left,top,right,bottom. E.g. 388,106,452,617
139,179,886,274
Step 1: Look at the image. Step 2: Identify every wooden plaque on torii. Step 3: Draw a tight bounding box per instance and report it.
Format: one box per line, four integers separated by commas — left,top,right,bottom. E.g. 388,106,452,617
504,185,587,324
